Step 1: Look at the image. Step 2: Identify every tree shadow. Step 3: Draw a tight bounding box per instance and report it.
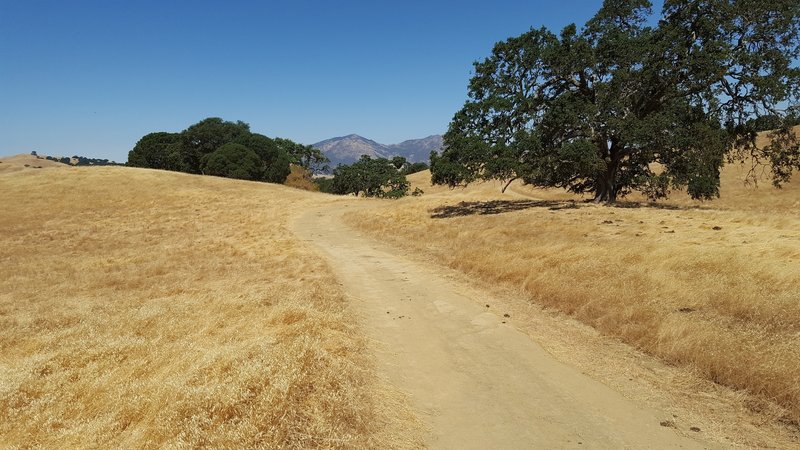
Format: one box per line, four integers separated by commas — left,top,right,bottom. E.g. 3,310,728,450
611,200,690,211
430,200,579,219
429,198,696,218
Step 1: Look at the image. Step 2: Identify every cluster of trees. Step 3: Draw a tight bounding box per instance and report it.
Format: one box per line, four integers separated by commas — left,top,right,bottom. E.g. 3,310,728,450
128,117,432,198
317,156,428,198
70,156,121,166
32,151,120,166
396,157,430,177
748,113,800,133
127,118,328,183
45,155,73,165
432,0,800,203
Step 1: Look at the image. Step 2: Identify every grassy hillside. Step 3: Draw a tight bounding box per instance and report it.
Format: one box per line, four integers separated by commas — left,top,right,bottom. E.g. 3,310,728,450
0,154,68,173
0,163,417,448
349,151,800,425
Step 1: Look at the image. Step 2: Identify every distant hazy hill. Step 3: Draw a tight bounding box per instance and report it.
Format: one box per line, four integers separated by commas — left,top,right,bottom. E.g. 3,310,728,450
390,135,443,163
313,134,442,168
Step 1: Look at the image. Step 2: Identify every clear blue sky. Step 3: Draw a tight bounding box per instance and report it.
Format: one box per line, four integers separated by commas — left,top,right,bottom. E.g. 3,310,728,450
1,0,609,162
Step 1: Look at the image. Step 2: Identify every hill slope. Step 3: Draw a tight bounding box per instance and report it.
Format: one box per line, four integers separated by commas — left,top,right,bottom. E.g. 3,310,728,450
0,153,69,173
4,154,798,447
388,135,443,162
312,134,441,167
350,144,800,445
0,166,417,448
312,134,392,168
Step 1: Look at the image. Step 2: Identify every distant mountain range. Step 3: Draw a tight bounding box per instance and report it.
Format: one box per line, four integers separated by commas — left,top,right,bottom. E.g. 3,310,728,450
312,134,443,168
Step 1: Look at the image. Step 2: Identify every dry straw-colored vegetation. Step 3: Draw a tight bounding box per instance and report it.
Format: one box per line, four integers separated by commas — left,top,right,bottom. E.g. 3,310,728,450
347,143,800,425
284,164,320,192
0,159,417,448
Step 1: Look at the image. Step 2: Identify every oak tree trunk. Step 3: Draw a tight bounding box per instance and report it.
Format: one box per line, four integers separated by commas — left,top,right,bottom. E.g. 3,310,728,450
594,161,618,203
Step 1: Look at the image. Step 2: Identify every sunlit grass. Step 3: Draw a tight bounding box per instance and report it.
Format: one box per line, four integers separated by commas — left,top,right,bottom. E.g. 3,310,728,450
0,163,418,448
347,159,800,426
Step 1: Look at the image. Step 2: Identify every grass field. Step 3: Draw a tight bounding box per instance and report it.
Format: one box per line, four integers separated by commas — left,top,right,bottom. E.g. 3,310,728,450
3,144,798,446
0,160,418,448
346,156,800,426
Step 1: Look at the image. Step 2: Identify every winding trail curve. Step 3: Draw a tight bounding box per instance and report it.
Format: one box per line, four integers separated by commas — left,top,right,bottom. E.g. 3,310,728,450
293,202,711,449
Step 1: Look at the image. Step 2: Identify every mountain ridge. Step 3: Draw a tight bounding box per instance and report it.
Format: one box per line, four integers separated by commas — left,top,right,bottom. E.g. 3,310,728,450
312,134,442,168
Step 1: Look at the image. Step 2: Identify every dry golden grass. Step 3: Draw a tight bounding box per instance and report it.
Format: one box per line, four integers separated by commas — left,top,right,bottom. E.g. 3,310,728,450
0,154,68,174
0,162,418,448
284,165,320,192
348,155,800,426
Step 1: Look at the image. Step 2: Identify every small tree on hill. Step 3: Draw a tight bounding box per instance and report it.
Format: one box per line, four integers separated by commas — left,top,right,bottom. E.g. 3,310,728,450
432,0,800,203
331,155,410,198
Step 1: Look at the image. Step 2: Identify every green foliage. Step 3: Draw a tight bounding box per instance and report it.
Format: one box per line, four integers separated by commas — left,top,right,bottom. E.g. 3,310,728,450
128,132,182,170
330,155,410,198
387,156,430,175
747,112,800,132
749,115,785,132
202,143,263,180
435,0,800,202
313,177,335,193
44,155,73,166
391,156,407,170
235,133,291,183
275,138,330,173
180,118,251,174
127,118,306,184
402,161,430,175
386,156,431,177
71,156,120,166
406,162,429,175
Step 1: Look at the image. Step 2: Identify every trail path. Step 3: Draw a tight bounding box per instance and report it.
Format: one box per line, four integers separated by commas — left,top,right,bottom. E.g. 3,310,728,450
293,202,711,449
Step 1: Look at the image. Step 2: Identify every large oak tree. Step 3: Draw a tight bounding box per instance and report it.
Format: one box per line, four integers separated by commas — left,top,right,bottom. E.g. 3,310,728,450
432,0,800,202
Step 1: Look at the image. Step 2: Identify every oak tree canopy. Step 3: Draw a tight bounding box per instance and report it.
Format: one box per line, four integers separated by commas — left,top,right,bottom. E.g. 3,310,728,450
432,0,800,202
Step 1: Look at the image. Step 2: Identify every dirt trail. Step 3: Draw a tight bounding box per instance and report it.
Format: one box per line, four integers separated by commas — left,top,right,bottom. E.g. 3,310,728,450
293,202,712,449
